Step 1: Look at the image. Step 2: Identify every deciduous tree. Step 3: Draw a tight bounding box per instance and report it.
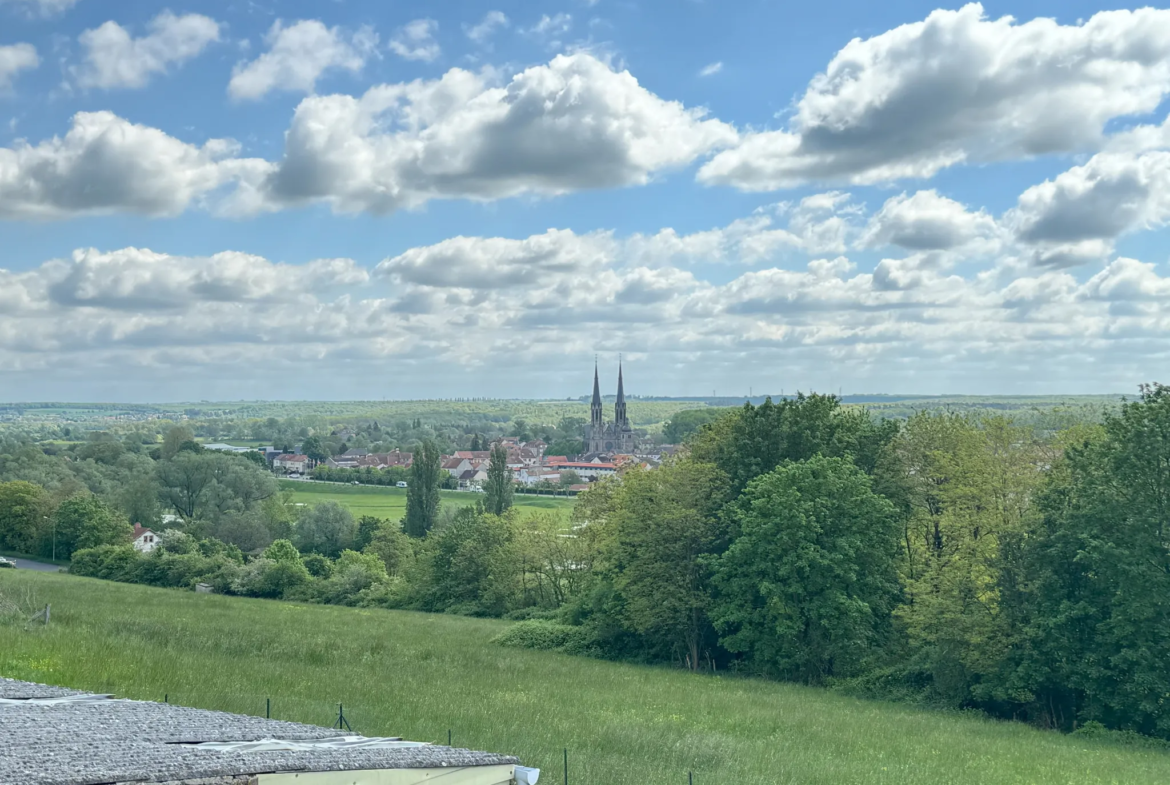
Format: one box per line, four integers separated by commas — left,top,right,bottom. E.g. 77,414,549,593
610,461,730,671
484,444,514,515
53,495,133,560
404,439,442,538
713,455,901,683
0,480,50,554
295,501,356,558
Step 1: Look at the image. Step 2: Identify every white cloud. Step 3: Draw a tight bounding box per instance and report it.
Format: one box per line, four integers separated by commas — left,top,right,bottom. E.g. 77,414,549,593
75,12,220,90
0,0,78,17
528,13,573,37
698,62,722,77
0,111,267,219
7,218,1170,396
46,247,366,309
390,19,440,62
0,43,38,91
525,13,572,49
1008,152,1170,267
377,229,614,289
228,20,377,101
465,11,508,44
862,190,1000,252
700,4,1170,190
251,53,737,214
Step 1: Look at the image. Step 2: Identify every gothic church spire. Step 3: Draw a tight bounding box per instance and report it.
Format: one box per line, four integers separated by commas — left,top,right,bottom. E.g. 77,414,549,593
591,360,603,428
615,359,628,428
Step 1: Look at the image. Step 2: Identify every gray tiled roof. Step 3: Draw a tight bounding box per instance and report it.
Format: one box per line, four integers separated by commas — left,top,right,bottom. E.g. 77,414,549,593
0,679,518,785
0,678,84,699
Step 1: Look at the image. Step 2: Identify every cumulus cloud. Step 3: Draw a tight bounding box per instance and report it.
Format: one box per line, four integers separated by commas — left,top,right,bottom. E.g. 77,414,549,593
75,12,220,90
1008,152,1170,267
249,53,737,214
228,20,377,101
465,11,508,44
0,43,38,90
0,111,267,219
45,247,366,309
377,229,614,289
862,190,1000,252
390,19,440,62
5,220,1170,396
700,4,1170,190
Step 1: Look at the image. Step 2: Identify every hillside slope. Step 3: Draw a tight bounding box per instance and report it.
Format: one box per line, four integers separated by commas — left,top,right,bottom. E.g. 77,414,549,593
1,571,1168,785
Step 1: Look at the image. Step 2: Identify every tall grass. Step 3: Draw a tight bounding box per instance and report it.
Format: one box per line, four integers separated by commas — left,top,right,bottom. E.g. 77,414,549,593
2,570,1168,784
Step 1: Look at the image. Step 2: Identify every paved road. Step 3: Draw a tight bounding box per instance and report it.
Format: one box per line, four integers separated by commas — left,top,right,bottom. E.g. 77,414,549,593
5,558,63,572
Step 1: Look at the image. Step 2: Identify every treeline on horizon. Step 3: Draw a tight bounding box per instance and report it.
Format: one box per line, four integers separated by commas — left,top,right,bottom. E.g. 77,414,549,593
2,389,1167,742
0,404,706,457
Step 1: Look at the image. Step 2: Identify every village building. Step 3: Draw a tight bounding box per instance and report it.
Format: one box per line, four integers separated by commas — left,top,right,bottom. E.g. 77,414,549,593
202,443,254,454
272,454,310,474
131,523,159,553
327,450,413,470
545,460,617,481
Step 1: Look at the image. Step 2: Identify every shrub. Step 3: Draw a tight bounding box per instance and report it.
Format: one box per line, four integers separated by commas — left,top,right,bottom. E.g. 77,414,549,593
70,545,143,582
503,607,563,621
315,550,387,606
264,539,303,564
493,620,592,655
230,557,311,599
200,559,244,594
302,553,333,578
157,530,197,555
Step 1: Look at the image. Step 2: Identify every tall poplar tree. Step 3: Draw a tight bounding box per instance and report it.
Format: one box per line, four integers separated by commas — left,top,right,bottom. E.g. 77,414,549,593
404,439,442,537
484,444,514,515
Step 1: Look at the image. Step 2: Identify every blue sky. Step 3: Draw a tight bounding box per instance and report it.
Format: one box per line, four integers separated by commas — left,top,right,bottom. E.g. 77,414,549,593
2,0,1170,400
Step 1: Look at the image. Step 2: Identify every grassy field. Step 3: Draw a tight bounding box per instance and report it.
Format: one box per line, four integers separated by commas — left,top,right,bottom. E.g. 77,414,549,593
280,480,576,520
2,571,1169,784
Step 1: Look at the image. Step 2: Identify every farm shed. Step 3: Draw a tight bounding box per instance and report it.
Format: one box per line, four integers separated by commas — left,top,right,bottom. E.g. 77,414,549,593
0,678,529,785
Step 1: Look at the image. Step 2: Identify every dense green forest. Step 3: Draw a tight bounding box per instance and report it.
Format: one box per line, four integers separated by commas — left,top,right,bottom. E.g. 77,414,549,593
0,388,1163,743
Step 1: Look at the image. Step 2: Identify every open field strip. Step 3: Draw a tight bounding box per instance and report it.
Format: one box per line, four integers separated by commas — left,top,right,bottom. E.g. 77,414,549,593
2,571,1168,785
278,480,575,520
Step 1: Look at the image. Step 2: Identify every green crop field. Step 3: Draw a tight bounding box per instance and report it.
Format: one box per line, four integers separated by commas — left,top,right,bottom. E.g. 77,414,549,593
279,480,576,520
3,572,1169,784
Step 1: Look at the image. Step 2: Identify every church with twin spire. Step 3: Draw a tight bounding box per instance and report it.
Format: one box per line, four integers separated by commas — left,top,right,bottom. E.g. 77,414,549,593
584,362,637,456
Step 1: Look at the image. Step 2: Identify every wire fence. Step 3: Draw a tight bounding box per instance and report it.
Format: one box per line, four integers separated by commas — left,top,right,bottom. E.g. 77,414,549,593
105,688,703,784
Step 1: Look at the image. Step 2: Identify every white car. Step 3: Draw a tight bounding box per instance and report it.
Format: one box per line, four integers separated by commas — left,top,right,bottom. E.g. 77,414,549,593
396,481,408,488
0,557,16,569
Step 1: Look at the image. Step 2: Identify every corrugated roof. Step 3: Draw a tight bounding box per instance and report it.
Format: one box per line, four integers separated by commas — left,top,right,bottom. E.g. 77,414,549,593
0,679,518,785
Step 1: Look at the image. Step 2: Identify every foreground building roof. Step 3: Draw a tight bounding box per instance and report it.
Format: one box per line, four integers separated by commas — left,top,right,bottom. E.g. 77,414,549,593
0,678,520,785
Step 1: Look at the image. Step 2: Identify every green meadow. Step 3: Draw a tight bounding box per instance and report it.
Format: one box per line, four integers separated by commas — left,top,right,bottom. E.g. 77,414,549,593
3,570,1169,785
279,479,576,520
